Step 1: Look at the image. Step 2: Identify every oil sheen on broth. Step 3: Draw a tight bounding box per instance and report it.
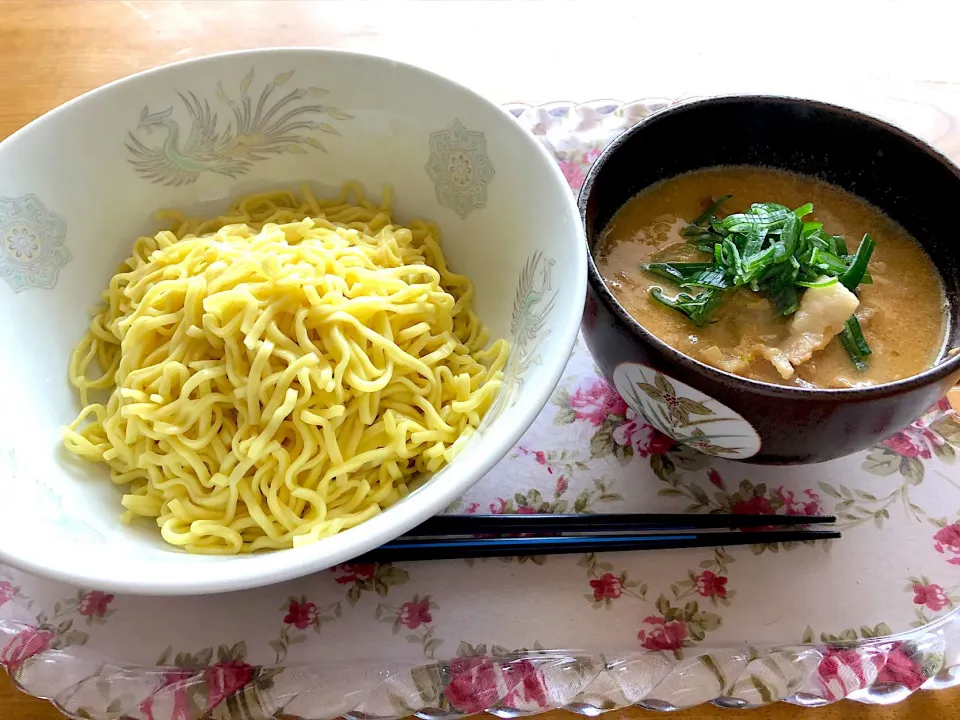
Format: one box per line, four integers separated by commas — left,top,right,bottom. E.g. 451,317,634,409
595,166,946,388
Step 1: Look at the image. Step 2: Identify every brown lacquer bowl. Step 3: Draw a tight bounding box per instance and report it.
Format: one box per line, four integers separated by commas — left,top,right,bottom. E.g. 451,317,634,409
580,96,960,464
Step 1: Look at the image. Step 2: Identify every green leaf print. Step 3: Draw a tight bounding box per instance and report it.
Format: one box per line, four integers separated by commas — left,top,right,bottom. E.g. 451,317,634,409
862,448,901,476
900,455,925,484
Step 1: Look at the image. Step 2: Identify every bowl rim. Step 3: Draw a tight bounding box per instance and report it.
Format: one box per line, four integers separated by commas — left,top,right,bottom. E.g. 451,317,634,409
580,93,960,401
0,47,587,595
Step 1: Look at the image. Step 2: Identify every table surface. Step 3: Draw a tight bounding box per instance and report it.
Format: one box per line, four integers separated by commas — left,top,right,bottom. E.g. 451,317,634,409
2,1,960,717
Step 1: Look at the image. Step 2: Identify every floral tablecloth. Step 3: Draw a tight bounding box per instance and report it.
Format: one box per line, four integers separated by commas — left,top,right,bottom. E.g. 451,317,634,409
2,99,960,719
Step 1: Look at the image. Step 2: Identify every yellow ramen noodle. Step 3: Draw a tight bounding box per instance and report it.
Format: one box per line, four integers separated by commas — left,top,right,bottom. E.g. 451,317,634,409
63,182,509,554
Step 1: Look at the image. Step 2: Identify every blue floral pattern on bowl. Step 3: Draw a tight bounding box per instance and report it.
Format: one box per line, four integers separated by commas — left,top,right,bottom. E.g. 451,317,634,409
0,194,69,292
425,119,494,218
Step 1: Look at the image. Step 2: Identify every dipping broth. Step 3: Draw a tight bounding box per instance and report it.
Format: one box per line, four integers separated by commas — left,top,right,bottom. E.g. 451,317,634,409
594,166,947,388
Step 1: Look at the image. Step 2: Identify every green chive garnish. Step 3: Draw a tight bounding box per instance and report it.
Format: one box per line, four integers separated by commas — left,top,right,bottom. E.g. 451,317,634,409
650,286,726,327
645,196,877,371
845,315,872,357
839,234,876,290
691,194,733,226
838,316,871,370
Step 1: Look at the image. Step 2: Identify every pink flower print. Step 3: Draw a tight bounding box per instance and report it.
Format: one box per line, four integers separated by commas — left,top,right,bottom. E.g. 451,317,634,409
567,378,627,426
817,647,884,701
516,505,538,515
558,148,602,191
555,476,568,497
730,495,776,532
589,573,622,601
731,495,774,516
284,600,318,629
933,523,960,565
204,660,254,709
558,160,585,190
582,148,602,167
164,686,192,720
694,571,728,599
0,581,14,609
464,502,481,514
399,599,432,629
334,563,377,584
517,446,556,474
876,643,927,690
503,659,549,708
913,583,949,612
0,627,54,669
882,422,938,459
445,655,500,713
78,590,114,618
490,497,508,514
777,487,822,516
612,410,674,456
637,616,688,651
707,469,726,490
140,668,195,720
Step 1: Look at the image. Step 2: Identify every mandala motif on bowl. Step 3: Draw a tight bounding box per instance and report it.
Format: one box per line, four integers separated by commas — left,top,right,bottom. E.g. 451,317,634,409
425,119,495,218
0,194,70,292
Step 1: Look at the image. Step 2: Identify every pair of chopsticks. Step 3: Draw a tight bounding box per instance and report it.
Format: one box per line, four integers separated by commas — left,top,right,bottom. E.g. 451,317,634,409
358,513,840,563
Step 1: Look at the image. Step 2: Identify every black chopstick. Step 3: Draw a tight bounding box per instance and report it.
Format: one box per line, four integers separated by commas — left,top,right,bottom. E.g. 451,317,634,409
359,529,841,563
403,513,836,537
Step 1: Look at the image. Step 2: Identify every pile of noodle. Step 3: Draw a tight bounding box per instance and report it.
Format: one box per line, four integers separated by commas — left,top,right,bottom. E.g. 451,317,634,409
63,182,508,554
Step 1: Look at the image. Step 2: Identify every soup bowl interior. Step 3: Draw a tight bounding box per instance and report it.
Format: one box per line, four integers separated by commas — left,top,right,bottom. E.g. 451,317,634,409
0,49,585,594
581,96,960,463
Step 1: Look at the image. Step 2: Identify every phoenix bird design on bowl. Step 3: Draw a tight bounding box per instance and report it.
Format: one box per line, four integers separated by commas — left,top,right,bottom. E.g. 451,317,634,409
125,69,354,186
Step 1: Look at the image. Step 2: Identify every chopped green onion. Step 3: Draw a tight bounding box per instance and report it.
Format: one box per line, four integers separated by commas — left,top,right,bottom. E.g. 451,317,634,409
683,268,731,290
838,331,868,371
845,315,871,357
722,207,791,234
808,232,834,251
650,286,725,326
722,238,743,277
742,245,777,273
771,286,800,316
692,195,732,226
839,233,876,290
643,262,715,285
832,235,848,257
641,197,876,373
774,215,800,264
838,315,871,371
796,276,839,289
681,228,716,244
808,248,848,274
751,202,792,215
742,231,764,258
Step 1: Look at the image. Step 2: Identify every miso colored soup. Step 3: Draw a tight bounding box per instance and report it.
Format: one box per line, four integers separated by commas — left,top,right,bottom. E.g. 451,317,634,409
594,166,948,388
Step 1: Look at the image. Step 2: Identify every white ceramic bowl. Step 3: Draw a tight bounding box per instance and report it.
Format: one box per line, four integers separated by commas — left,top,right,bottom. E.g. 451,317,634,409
0,49,585,595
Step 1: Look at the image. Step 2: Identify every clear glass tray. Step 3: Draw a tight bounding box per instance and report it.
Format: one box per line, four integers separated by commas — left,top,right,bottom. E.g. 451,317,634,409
2,98,960,720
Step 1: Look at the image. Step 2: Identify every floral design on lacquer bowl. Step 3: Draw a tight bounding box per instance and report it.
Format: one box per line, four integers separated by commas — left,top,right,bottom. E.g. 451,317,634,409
126,68,354,186
0,194,70,292
612,362,761,460
425,119,495,218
